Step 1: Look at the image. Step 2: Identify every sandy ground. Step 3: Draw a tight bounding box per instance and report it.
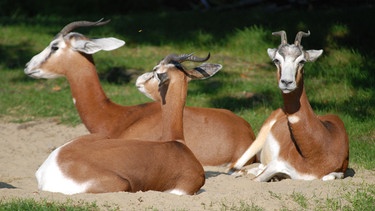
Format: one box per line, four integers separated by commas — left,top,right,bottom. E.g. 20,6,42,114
0,119,374,210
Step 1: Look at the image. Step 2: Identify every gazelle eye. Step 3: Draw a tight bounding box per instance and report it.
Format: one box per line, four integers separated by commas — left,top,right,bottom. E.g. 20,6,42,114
51,45,59,51
156,72,168,86
299,60,306,65
152,65,160,72
273,59,280,65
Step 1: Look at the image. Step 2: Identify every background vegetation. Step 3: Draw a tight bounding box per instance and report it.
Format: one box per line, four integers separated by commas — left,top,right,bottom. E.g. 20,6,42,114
0,0,374,210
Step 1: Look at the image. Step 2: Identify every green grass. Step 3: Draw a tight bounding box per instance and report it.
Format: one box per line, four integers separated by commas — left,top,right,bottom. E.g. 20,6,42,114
1,4,375,210
266,183,375,211
344,183,375,211
219,200,263,211
0,198,118,211
291,192,308,209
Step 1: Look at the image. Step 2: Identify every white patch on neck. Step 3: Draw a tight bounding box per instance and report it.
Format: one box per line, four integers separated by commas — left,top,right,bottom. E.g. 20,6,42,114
288,115,300,124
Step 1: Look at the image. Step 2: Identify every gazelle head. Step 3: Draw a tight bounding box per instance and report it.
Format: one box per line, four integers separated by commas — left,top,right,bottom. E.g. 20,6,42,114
24,19,125,79
136,53,222,101
267,30,323,93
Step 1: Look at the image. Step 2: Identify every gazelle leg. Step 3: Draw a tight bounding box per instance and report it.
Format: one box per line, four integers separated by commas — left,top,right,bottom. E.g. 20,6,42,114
322,172,344,181
246,163,266,176
253,161,290,182
227,113,283,174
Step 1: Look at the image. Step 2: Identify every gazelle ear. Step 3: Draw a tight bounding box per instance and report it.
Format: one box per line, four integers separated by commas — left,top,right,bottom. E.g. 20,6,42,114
185,63,222,80
72,37,125,54
305,49,323,62
267,48,277,59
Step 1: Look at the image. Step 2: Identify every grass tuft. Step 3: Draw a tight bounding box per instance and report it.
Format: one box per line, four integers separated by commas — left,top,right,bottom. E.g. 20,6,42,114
0,198,103,211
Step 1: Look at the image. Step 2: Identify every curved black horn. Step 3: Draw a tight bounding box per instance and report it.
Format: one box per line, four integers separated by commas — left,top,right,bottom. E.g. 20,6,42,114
294,30,310,46
162,54,181,64
272,30,287,45
163,53,210,64
58,18,111,36
183,53,210,63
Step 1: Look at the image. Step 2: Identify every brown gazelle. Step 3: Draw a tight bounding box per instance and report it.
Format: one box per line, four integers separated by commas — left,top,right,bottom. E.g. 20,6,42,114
35,53,223,195
24,19,256,167
228,31,349,181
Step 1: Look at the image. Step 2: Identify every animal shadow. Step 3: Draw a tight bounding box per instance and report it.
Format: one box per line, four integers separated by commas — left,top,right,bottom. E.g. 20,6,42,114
0,182,16,189
205,171,224,179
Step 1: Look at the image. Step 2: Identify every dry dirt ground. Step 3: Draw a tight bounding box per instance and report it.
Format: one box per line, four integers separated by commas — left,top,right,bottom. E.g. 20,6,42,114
0,119,374,210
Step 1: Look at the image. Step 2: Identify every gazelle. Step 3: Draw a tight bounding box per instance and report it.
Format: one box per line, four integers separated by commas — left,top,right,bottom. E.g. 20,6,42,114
24,19,256,167
228,31,349,181
35,53,222,195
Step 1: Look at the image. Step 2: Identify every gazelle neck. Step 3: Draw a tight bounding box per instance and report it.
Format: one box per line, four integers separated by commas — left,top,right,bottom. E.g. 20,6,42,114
160,75,187,142
67,56,108,103
282,77,313,116
64,54,116,133
281,74,321,158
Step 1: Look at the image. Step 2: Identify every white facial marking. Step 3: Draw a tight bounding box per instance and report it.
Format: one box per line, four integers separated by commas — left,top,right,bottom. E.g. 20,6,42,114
276,48,305,93
136,72,153,88
288,115,300,124
24,38,66,79
72,98,76,105
36,143,92,195
135,72,156,100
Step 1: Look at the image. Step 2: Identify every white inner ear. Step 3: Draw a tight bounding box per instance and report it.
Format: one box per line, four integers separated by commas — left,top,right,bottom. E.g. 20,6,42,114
71,38,125,54
91,38,125,51
72,40,102,54
267,48,277,59
306,49,323,62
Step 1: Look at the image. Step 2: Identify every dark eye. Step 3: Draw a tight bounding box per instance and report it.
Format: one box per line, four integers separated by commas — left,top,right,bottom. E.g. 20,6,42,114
152,66,159,72
299,60,306,65
51,45,59,51
156,72,169,86
273,59,280,65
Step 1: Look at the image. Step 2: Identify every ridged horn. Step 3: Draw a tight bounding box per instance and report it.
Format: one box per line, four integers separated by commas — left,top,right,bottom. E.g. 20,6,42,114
294,31,310,46
272,30,287,45
163,53,210,64
57,18,110,36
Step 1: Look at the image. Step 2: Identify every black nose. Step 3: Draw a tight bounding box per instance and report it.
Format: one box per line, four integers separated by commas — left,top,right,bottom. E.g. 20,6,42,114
281,79,293,86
